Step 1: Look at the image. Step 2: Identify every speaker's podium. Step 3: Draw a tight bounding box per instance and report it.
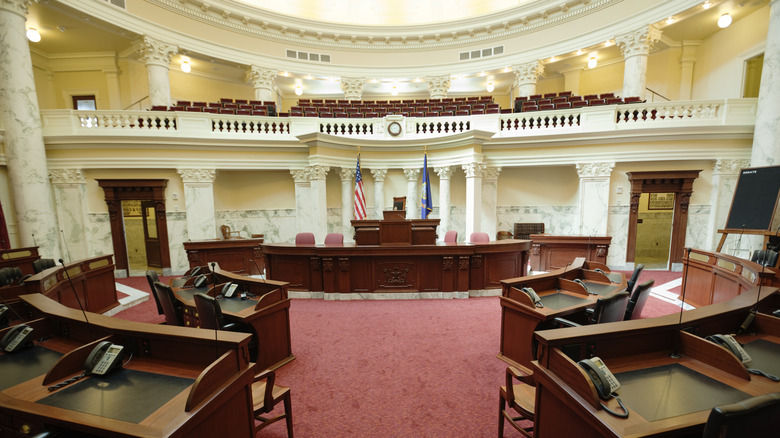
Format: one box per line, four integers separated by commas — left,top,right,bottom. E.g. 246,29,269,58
352,210,439,246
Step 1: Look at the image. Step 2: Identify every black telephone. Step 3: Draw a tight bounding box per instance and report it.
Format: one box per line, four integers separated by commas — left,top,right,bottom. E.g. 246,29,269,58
1,324,34,353
578,357,629,418
84,341,124,375
707,334,751,364
222,282,238,298
594,268,619,283
0,304,8,329
574,279,595,295
521,287,543,308
186,266,202,278
193,274,208,289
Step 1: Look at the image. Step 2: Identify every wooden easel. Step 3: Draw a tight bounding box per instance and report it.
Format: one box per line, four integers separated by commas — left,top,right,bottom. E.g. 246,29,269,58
715,229,780,252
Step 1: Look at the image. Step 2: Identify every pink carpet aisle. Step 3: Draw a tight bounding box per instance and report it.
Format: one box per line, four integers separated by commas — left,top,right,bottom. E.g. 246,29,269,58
114,269,682,437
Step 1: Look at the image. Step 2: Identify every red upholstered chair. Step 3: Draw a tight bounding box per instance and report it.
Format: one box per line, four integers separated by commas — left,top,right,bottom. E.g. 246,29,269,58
219,108,235,114
469,232,490,243
176,100,191,107
251,109,268,116
538,104,554,111
558,91,573,97
529,94,542,100
444,231,458,243
543,93,557,98
599,93,614,99
220,98,234,104
555,102,572,109
456,110,470,116
606,98,624,105
471,109,485,114
589,99,606,106
571,100,589,108
202,107,219,113
583,94,598,101
295,232,316,245
324,233,343,244
235,109,251,115
624,96,643,103
522,105,538,112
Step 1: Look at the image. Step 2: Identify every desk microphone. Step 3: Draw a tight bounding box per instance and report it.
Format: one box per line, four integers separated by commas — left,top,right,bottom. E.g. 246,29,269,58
31,233,36,247
671,248,692,359
210,262,218,286
59,259,96,340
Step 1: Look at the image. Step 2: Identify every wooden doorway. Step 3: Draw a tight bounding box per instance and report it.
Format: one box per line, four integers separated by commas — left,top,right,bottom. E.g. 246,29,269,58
626,171,701,267
97,180,170,276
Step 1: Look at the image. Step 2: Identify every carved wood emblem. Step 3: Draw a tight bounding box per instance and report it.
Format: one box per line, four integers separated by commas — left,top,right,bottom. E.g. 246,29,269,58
382,265,411,285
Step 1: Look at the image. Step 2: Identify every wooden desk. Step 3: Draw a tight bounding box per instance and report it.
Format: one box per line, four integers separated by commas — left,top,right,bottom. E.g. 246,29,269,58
184,238,264,275
263,239,530,295
529,234,611,272
170,266,294,371
682,248,777,307
499,258,626,368
0,247,40,276
352,219,440,245
0,293,255,437
531,286,780,438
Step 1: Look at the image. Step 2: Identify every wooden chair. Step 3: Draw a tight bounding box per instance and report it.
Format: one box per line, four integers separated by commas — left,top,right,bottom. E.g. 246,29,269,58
496,231,514,240
499,365,535,437
145,270,164,315
220,224,241,240
702,392,780,438
624,279,654,320
153,282,184,326
252,368,293,437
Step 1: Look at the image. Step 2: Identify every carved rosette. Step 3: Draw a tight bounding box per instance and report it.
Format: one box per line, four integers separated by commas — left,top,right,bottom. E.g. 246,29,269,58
575,162,615,178
186,250,200,263
382,265,411,285
49,168,86,185
310,257,322,271
442,257,454,271
679,193,691,215
531,244,541,256
340,77,366,101
370,168,387,182
713,159,751,176
246,65,277,91
630,192,642,214
596,245,608,258
425,75,451,99
253,248,263,259
616,26,662,59
434,166,455,180
177,169,216,184
458,256,470,270
154,200,167,216
471,255,483,269
106,200,120,221
512,61,545,87
134,35,178,67
338,258,350,272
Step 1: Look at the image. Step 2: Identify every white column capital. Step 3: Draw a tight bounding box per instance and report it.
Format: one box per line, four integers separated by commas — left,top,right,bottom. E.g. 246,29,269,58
426,75,451,99
291,169,309,183
340,77,366,101
339,167,356,181
49,168,86,185
246,65,277,90
0,0,33,16
576,162,615,178
403,168,421,181
307,165,330,181
134,35,178,67
177,168,216,183
462,162,486,178
713,159,751,175
370,168,388,182
616,25,662,59
434,166,455,180
483,166,502,181
512,61,545,87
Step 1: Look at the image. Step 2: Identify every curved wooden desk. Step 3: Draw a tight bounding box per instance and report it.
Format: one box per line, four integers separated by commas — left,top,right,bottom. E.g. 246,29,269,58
262,239,530,296
170,266,294,371
682,248,777,307
183,238,264,275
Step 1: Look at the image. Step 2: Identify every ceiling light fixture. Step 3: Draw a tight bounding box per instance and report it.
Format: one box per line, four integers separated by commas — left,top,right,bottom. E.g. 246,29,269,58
181,60,191,73
702,1,711,9
26,28,41,42
665,17,675,25
391,85,398,96
718,13,732,28
486,81,495,93
587,57,598,69
295,85,303,96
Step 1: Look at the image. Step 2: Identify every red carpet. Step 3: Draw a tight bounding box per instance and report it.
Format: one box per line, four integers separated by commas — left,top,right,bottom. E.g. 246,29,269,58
113,270,683,437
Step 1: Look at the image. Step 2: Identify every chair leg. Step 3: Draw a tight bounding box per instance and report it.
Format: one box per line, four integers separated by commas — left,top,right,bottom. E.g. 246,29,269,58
284,391,294,438
498,392,505,437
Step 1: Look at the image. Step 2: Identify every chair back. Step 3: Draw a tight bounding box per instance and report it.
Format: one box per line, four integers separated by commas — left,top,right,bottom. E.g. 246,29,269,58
702,392,780,438
626,264,644,296
496,231,514,240
33,258,56,274
145,270,164,315
324,233,343,244
194,293,224,330
444,231,458,243
295,232,316,245
153,282,183,326
469,232,490,243
593,291,630,323
625,279,654,320
751,249,779,268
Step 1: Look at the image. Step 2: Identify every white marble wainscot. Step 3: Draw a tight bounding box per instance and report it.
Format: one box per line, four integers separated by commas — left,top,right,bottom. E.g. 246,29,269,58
685,204,713,254
178,169,217,241
166,211,189,274
49,169,90,262
217,209,299,244
86,212,114,259
497,206,581,236
326,208,343,237
448,205,467,240
606,205,630,269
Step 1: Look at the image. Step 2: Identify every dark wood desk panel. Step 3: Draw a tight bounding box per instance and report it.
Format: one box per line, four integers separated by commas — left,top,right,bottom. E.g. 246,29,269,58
682,248,776,307
263,240,530,295
184,238,264,275
352,219,440,246
530,234,611,272
0,247,40,276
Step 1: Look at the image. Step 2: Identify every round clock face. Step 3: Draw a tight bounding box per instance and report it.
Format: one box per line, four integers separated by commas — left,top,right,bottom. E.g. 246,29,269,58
388,121,402,136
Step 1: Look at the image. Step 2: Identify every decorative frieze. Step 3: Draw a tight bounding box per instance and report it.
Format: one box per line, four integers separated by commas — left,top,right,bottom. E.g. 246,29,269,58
177,168,216,183
713,159,751,175
49,168,85,185
576,162,614,178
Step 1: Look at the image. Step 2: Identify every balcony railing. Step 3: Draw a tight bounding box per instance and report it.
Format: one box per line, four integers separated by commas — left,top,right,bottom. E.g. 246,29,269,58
38,99,757,142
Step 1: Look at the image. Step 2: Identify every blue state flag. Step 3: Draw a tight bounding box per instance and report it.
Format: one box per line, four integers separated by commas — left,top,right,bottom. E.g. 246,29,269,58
421,152,433,219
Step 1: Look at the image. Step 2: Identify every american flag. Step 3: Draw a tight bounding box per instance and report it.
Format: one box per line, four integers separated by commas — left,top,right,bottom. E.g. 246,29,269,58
354,154,367,220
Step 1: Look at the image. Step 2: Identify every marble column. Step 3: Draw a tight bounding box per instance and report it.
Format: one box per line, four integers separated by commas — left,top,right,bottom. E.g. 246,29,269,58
246,65,277,103
751,0,780,167
576,162,615,235
404,169,421,219
307,166,330,241
49,169,89,262
435,166,455,239
615,26,662,100
562,68,582,96
512,60,545,98
177,169,217,241
371,169,387,219
103,67,122,109
426,75,451,99
707,159,751,250
463,163,485,240
0,0,61,258
133,35,177,107
678,41,700,101
340,77,366,101
482,167,501,241
339,168,355,241
291,170,312,240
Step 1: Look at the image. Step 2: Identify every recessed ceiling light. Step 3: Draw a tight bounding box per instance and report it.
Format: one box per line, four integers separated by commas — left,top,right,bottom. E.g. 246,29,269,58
702,1,712,9
665,17,675,25
718,13,733,28
181,60,191,73
26,28,41,42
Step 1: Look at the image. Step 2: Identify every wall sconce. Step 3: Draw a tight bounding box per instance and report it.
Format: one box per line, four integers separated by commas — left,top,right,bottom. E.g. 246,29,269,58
486,81,495,93
294,85,303,96
717,13,732,28
26,28,41,42
181,60,191,73
587,57,598,69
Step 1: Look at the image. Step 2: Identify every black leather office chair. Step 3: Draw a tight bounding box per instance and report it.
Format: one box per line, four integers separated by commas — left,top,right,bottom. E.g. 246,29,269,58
555,291,630,327
32,258,56,274
701,392,780,438
194,293,237,330
751,249,779,268
145,270,164,315
625,263,644,297
624,279,654,320
152,281,184,326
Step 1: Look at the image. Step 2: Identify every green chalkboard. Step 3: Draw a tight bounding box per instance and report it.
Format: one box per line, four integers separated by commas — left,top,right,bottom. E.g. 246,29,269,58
725,165,780,231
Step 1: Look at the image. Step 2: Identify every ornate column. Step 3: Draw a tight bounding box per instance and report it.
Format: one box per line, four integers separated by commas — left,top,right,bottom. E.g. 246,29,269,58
340,77,366,101
133,35,177,107
426,75,451,99
462,163,485,240
247,65,277,102
49,169,89,261
339,168,356,241
435,167,455,239
512,61,545,98
678,41,700,101
371,169,387,219
751,0,780,167
615,25,662,100
404,169,421,219
576,162,615,235
707,159,751,250
291,169,312,240
177,169,216,241
0,0,60,258
308,166,330,241
482,167,501,241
